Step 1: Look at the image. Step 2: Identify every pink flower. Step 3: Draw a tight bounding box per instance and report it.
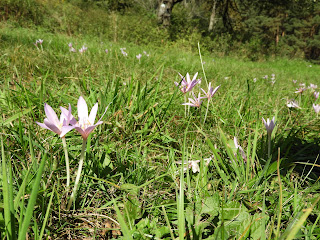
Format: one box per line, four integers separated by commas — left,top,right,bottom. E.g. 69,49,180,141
313,104,320,114
120,48,128,57
309,83,318,90
72,96,106,140
201,82,220,100
79,45,88,54
105,49,108,54
314,91,319,100
234,137,247,161
295,88,306,94
286,99,301,109
175,72,200,94
262,116,276,136
182,92,203,108
36,103,75,137
136,54,142,60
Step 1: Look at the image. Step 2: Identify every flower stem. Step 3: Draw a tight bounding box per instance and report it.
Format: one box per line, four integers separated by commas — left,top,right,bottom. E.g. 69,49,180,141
67,139,87,210
61,137,70,190
203,99,210,126
184,94,187,118
267,132,271,159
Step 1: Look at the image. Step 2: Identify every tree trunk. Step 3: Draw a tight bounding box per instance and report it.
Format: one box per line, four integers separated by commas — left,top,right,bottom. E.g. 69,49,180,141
208,0,217,32
157,0,183,27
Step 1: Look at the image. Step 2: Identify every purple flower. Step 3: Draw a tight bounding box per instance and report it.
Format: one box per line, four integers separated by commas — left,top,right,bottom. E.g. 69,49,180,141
120,48,128,57
314,91,319,100
79,45,87,54
201,82,220,100
295,88,306,94
292,80,297,84
68,42,73,48
309,83,318,90
136,54,142,60
234,137,247,161
182,92,203,108
36,103,75,137
176,157,212,173
105,49,108,54
175,72,200,94
263,75,268,79
313,104,320,114
262,116,276,136
286,99,301,109
72,96,105,140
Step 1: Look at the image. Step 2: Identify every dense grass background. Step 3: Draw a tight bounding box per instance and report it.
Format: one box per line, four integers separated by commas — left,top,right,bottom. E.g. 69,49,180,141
1,24,320,239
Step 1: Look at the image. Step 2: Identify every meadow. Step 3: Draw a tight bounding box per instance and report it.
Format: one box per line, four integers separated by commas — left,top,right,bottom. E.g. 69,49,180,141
1,25,320,239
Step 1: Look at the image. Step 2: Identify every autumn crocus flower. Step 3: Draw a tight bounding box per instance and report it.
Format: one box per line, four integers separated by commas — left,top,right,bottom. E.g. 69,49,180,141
309,83,318,90
262,117,276,136
36,103,74,188
286,99,301,109
73,96,105,140
295,88,306,94
201,83,220,100
314,91,319,100
313,104,320,114
175,72,200,94
182,92,203,108
136,54,142,60
79,46,87,54
262,116,276,158
234,137,247,161
36,103,75,137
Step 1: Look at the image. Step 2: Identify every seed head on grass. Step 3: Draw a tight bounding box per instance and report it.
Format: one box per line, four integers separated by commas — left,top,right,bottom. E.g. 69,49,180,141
36,103,75,137
175,72,200,94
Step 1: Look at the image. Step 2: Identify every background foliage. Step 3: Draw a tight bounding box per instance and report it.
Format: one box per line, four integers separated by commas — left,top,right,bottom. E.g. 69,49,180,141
1,0,320,61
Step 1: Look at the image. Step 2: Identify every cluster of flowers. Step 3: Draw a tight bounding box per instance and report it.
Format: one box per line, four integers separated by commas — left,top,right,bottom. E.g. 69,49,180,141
68,43,88,54
34,39,43,46
292,81,319,114
174,72,220,107
36,96,107,209
180,116,276,173
253,73,276,84
36,96,105,140
35,39,151,59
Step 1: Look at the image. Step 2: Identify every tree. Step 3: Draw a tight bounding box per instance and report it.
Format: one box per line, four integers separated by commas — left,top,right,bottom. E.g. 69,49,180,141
157,0,184,26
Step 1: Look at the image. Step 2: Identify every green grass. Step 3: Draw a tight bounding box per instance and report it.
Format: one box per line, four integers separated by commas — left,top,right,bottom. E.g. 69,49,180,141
0,26,320,239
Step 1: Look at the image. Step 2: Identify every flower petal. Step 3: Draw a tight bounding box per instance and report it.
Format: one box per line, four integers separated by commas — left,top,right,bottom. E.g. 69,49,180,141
77,96,88,122
60,125,75,138
44,119,61,135
36,121,50,131
88,103,98,125
44,103,59,125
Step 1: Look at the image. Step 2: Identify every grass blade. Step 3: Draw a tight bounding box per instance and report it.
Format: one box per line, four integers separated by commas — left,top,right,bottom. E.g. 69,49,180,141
18,153,46,240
